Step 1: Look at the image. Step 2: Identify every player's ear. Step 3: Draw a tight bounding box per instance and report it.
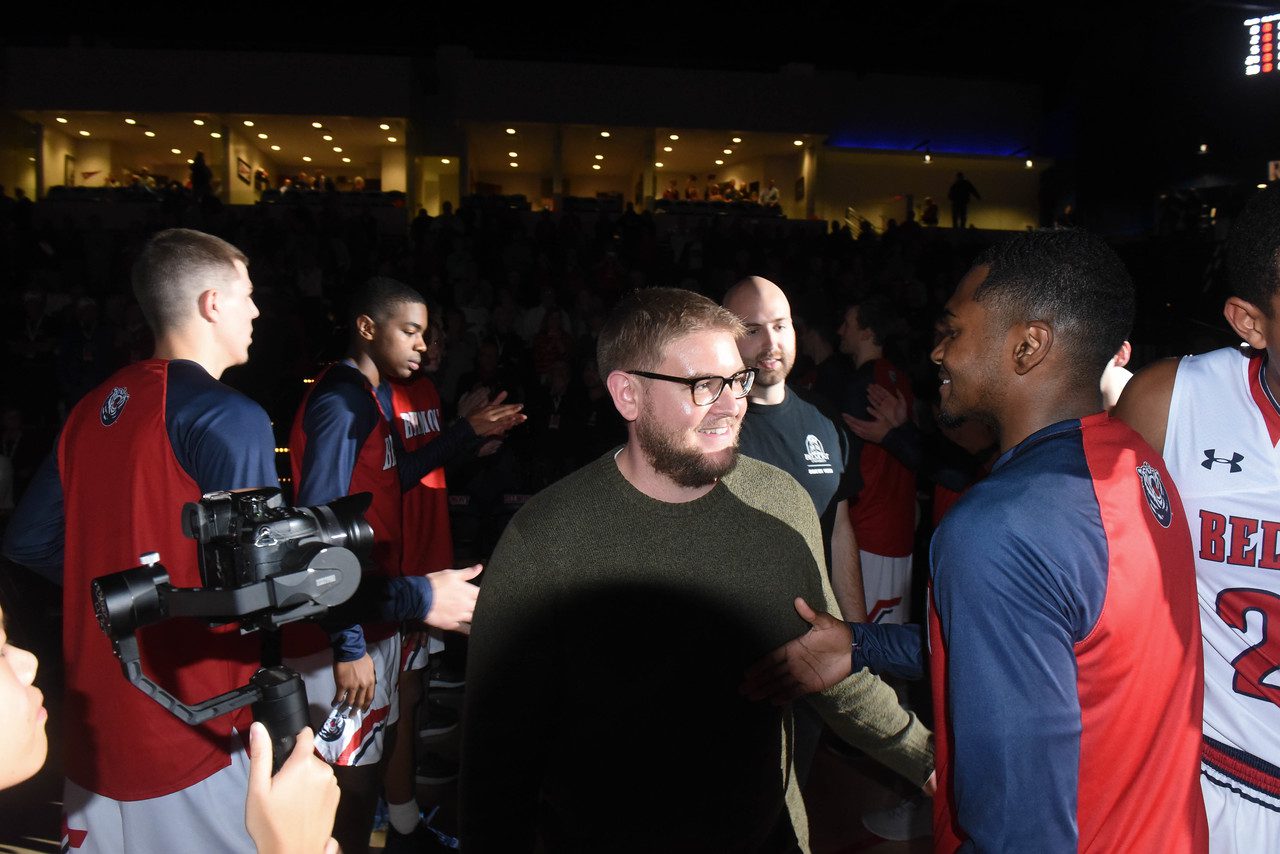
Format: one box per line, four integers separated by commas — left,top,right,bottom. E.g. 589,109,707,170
605,370,640,422
354,313,378,343
1011,320,1052,376
1223,297,1270,350
196,289,217,323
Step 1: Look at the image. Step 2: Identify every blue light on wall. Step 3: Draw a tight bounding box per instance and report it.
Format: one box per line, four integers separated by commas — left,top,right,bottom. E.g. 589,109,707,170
826,134,1028,157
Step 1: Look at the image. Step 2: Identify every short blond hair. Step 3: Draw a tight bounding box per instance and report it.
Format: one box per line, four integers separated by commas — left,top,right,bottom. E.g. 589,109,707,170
597,287,745,379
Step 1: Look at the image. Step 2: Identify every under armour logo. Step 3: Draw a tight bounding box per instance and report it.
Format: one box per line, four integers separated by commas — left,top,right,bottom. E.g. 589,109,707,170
1202,449,1244,473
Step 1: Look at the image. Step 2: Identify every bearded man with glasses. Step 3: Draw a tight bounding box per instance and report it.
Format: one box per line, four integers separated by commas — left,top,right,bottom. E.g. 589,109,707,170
459,287,933,853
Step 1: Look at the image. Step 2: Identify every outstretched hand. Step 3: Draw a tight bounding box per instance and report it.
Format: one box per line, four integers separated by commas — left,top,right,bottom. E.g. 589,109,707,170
244,722,340,854
740,597,853,705
425,564,483,633
843,384,908,443
466,390,527,438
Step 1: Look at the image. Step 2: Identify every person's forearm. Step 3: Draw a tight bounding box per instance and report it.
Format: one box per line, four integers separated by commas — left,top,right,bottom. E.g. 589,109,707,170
397,419,478,490
880,422,923,471
805,540,934,785
831,511,867,622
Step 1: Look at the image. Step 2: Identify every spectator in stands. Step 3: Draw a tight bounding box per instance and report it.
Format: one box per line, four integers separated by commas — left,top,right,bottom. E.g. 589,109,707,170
921,196,939,227
190,152,213,200
947,172,980,229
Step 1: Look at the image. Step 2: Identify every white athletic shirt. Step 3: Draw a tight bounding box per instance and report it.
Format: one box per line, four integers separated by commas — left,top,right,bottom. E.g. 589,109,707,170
1165,345,1280,780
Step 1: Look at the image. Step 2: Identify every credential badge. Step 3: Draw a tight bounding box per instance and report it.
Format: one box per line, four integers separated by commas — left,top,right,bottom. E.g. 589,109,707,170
1136,461,1173,528
100,387,129,426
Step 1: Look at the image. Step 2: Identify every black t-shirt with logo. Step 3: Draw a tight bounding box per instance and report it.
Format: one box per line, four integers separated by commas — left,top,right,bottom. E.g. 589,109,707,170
737,387,861,570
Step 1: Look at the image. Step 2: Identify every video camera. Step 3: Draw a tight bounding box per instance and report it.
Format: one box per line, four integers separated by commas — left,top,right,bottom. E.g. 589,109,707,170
91,487,372,772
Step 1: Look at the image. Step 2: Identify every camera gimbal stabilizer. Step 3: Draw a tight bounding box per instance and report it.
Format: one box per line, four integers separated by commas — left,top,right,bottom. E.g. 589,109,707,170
91,488,372,773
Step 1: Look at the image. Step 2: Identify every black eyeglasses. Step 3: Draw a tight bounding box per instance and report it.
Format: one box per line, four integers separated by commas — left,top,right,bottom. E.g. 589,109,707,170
626,368,756,406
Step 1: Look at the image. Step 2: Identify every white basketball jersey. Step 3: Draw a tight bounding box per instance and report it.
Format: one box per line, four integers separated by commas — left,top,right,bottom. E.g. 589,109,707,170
1165,346,1280,777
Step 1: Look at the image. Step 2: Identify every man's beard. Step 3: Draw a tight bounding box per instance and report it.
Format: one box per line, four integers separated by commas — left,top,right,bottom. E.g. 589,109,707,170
753,350,794,388
636,410,739,488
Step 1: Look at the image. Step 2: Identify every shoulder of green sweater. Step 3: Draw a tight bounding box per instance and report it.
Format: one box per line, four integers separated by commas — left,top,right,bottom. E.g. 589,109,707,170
726,455,813,515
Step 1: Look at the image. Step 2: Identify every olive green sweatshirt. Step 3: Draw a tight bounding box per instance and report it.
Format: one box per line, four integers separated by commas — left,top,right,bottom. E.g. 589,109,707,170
460,451,933,853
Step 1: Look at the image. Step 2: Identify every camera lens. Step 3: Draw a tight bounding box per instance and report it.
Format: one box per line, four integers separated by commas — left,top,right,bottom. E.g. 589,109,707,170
310,493,375,557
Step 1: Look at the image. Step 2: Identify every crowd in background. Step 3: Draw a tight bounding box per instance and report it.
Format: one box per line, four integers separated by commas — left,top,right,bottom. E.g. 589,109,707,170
0,184,1237,530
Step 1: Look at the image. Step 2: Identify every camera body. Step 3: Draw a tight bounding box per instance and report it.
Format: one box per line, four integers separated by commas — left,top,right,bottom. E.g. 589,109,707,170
183,487,373,591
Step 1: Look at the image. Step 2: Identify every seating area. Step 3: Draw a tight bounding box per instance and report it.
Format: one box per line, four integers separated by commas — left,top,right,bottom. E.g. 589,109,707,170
653,197,784,218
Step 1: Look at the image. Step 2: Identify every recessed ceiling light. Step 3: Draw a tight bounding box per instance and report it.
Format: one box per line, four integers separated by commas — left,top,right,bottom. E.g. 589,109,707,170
508,151,518,158
379,123,390,131
669,134,679,140
144,131,156,137
193,119,205,126
663,146,672,152
793,139,803,146
79,130,90,137
257,133,268,140
595,154,604,160
333,146,342,153
510,162,519,168
271,145,281,151
312,122,323,129
654,162,664,168
732,137,742,144
342,157,351,163
505,127,516,135
1024,159,1034,168
244,120,255,127
187,158,194,164
124,118,137,125
171,148,181,154
723,149,732,155
303,156,312,162
322,135,333,141
55,117,68,123
592,164,601,170
387,136,397,143
715,159,724,165
1259,183,1269,189
441,158,451,164
210,132,222,139
600,131,611,138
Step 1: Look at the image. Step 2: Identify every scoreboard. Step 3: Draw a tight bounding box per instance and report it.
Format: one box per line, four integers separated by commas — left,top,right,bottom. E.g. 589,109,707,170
1245,14,1280,75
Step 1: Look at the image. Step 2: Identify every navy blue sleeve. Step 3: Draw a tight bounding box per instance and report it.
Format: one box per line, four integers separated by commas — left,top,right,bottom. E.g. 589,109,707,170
849,622,924,682
167,361,278,493
396,418,478,491
930,477,1101,853
2,449,65,579
880,422,923,473
296,374,381,507
296,370,383,660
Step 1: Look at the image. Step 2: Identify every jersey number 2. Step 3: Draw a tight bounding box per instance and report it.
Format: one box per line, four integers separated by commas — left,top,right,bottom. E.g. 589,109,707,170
1217,588,1280,705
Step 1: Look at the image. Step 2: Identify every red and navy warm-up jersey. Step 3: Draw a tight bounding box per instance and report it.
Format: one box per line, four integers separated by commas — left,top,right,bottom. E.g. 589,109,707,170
287,362,402,656
52,360,275,799
846,358,916,557
390,376,454,575
928,413,1208,853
